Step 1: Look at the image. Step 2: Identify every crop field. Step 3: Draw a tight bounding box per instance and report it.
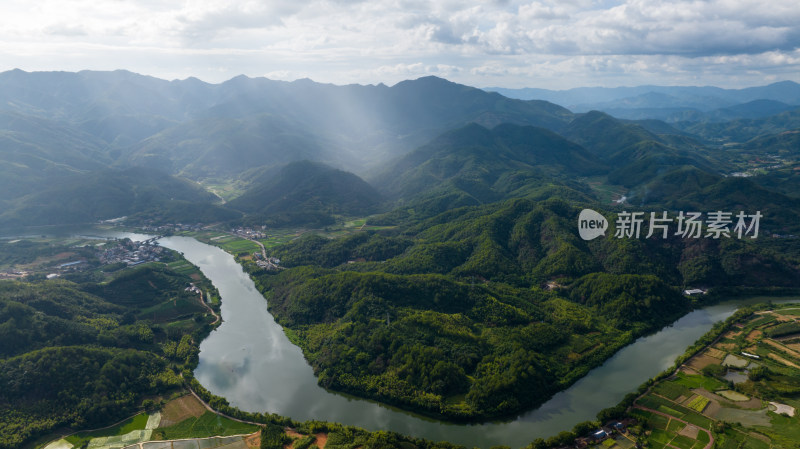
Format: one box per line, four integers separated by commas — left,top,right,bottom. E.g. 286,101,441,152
65,412,160,449
638,394,713,429
154,411,258,440
673,372,727,392
631,409,709,449
159,394,207,427
167,260,198,276
218,239,261,254
686,395,710,413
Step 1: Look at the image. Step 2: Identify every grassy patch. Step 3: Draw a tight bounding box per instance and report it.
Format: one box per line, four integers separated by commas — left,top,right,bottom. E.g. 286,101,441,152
758,412,800,447
742,436,770,449
673,372,728,391
657,404,684,418
667,419,685,433
670,434,697,449
649,429,672,446
219,239,261,254
65,413,149,446
154,411,258,439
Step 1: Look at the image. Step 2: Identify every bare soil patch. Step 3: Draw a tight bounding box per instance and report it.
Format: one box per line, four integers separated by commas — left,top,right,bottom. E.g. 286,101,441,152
714,343,736,351
705,347,726,359
245,431,261,449
315,433,328,448
680,366,700,375
746,330,762,342
764,339,800,360
190,273,202,281
159,394,206,427
679,424,700,439
768,352,800,369
688,354,722,371
704,400,723,419
724,330,742,339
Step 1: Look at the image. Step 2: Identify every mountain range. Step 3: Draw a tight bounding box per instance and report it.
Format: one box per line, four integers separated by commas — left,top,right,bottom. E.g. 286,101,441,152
1,69,799,233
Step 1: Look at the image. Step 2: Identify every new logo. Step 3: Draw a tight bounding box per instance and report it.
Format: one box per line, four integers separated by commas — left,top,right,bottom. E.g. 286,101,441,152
578,209,608,241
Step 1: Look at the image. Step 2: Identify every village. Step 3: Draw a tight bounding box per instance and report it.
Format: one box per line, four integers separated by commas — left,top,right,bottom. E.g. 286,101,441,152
230,225,268,240
98,237,165,266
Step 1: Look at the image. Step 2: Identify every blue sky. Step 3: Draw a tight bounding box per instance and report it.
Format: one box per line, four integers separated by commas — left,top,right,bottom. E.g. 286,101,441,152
2,0,799,88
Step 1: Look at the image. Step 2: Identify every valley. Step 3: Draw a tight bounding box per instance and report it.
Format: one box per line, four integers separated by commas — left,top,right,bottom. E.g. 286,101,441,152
2,71,800,449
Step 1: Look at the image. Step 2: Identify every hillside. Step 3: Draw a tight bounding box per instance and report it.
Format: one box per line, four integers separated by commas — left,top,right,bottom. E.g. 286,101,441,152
0,70,576,178
246,198,800,421
0,243,220,448
0,111,112,201
227,161,382,227
372,123,602,213
0,167,238,229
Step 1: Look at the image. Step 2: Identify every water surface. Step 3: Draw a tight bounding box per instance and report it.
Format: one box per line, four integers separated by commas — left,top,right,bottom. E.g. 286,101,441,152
77,230,794,448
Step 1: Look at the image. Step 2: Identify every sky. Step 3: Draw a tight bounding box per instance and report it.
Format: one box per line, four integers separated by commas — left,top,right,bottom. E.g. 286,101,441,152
1,0,799,89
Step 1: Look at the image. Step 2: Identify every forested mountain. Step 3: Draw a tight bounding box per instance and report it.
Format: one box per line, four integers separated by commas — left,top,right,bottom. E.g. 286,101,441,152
0,167,237,228
249,197,800,420
0,246,220,448
4,69,800,447
2,70,799,233
0,70,575,178
372,123,602,211
228,160,382,227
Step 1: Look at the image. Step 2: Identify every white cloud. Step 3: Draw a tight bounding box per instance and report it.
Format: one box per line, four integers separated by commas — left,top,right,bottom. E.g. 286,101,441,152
0,0,798,88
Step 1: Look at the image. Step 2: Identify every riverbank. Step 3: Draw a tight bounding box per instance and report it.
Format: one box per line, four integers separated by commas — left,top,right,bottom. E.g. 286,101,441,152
15,228,799,449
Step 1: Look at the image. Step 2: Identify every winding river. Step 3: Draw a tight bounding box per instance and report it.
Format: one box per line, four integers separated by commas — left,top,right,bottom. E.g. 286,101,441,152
90,230,795,448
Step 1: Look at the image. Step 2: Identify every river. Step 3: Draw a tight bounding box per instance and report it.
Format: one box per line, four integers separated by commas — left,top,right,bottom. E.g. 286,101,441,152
86,230,796,448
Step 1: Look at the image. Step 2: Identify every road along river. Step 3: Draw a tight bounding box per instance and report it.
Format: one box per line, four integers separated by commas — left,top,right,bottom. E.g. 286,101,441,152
89,230,795,448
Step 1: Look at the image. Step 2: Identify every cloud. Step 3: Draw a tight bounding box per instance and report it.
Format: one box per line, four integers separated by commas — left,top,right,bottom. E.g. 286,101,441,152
0,0,798,88
44,23,88,37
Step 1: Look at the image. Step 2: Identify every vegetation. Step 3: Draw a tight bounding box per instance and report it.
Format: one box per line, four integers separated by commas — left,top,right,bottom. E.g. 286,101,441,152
244,199,720,420
589,302,800,449
0,240,219,448
0,167,239,229
228,160,382,227
155,411,258,439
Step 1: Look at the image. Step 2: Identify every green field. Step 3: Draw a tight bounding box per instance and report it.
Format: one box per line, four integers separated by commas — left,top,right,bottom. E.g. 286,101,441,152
686,395,710,413
638,394,712,429
673,372,728,392
138,297,206,322
654,380,692,400
154,411,258,440
65,413,150,447
166,260,197,276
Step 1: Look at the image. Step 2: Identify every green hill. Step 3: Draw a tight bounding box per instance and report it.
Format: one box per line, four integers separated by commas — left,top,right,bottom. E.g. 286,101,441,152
0,167,238,228
227,161,382,227
562,111,720,187
0,111,111,200
373,123,602,210
626,166,800,234
251,198,800,421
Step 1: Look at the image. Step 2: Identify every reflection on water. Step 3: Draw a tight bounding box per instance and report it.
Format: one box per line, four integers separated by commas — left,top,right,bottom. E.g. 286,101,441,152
55,229,796,448
723,370,749,384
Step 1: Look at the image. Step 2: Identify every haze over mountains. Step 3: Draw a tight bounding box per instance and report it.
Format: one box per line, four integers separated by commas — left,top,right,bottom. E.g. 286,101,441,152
1,69,799,232
487,81,800,122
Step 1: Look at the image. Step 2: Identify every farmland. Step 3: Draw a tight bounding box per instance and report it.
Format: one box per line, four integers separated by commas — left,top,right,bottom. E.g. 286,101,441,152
631,302,800,449
42,395,258,449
